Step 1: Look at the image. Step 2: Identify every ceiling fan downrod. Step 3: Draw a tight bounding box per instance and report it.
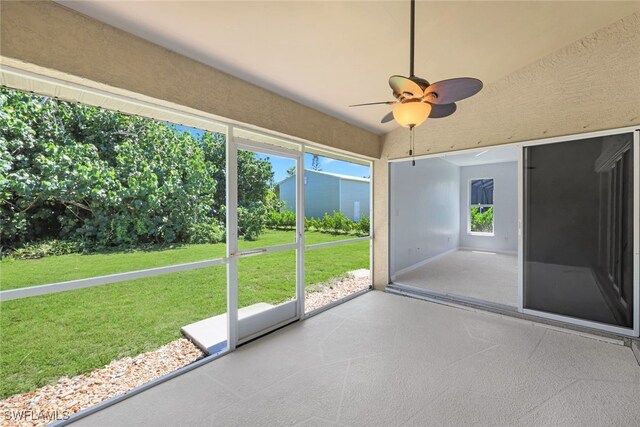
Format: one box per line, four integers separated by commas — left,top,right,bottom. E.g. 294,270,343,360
347,0,483,143
410,0,415,78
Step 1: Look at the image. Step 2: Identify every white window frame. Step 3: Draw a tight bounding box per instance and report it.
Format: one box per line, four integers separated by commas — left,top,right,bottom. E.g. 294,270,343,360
468,177,495,237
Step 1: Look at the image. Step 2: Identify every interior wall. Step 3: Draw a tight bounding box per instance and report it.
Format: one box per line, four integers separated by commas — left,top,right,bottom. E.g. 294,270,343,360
459,161,518,253
0,1,380,159
390,158,460,275
375,11,640,289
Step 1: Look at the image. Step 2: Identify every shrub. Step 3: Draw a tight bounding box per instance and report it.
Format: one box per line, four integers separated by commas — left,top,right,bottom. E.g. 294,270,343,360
8,240,84,259
331,211,353,234
320,212,333,233
1,87,275,252
266,209,295,230
266,211,366,236
356,215,370,236
238,203,267,241
188,220,225,244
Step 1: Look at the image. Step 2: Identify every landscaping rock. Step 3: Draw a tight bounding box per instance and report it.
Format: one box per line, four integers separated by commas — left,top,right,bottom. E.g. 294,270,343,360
0,339,204,427
305,269,370,312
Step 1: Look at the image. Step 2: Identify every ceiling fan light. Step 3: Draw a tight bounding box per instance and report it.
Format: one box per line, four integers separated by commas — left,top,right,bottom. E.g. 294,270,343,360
392,101,432,127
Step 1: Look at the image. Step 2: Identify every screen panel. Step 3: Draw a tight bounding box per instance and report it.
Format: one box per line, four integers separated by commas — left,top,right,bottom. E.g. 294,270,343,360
523,133,635,328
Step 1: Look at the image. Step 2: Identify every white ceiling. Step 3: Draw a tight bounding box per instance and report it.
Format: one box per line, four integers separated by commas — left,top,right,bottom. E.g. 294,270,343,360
440,145,518,167
58,1,640,135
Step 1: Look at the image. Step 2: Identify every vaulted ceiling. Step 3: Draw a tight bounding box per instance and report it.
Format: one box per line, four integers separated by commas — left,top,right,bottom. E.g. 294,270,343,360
58,1,640,134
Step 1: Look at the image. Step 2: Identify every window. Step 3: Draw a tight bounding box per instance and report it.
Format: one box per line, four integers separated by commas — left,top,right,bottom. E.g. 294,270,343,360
469,178,494,234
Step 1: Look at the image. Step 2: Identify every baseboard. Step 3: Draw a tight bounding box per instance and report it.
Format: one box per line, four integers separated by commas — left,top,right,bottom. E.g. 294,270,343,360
458,246,517,256
391,247,458,280
391,246,518,281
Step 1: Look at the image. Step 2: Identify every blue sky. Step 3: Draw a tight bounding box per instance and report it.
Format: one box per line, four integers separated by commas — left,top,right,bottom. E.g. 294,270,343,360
264,154,370,183
174,124,370,183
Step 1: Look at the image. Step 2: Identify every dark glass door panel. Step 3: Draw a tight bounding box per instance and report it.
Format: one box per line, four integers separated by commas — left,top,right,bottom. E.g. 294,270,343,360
524,133,634,328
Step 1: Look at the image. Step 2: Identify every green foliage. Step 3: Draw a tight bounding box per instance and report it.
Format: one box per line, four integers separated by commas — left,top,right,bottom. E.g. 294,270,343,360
356,215,370,235
188,220,225,244
267,211,370,237
238,203,267,241
267,208,296,230
470,206,494,233
0,88,273,253
9,240,84,260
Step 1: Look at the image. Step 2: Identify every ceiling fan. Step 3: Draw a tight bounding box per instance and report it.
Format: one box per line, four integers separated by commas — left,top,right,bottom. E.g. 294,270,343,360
350,0,483,131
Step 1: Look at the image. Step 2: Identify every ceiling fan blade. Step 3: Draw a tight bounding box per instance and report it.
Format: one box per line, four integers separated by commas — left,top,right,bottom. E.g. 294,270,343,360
429,102,457,119
389,75,423,99
349,101,394,107
381,111,394,124
424,78,483,105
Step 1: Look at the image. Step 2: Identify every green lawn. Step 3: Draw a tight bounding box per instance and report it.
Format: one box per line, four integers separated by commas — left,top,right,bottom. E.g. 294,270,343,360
0,231,368,398
0,229,359,290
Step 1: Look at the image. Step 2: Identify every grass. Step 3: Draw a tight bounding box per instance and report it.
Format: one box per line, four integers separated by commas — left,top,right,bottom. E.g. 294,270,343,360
0,229,360,291
0,231,368,398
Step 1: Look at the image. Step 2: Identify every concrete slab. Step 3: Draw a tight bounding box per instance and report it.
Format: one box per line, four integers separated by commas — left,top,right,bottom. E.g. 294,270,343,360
180,302,273,354
72,292,640,427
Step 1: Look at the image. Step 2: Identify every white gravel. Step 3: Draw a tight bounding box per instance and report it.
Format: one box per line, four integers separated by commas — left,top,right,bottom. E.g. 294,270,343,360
0,271,370,426
305,269,370,312
0,339,204,427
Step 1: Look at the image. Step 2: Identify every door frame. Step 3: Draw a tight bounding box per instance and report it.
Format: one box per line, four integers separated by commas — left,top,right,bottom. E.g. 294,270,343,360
519,127,639,337
387,125,640,337
227,126,305,348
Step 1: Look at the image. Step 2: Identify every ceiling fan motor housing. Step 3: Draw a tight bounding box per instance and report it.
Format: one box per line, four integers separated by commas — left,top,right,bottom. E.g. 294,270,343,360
409,76,430,90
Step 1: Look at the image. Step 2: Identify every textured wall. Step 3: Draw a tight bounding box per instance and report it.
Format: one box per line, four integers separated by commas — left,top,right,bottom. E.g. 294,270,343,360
0,1,380,158
382,11,640,160
372,158,388,289
373,11,640,289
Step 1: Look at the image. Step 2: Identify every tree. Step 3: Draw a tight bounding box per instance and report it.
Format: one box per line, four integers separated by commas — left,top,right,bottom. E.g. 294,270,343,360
0,87,275,251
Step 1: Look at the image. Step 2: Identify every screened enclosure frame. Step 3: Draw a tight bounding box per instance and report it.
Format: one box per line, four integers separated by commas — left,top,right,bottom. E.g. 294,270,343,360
388,125,640,337
0,64,374,422
0,64,374,332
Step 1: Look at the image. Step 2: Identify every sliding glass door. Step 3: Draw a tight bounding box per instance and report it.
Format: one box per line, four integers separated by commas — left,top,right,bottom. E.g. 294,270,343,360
523,131,638,334
386,128,638,336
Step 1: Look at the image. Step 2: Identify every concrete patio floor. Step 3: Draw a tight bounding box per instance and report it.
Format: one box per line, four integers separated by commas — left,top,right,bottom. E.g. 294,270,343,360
70,291,640,426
